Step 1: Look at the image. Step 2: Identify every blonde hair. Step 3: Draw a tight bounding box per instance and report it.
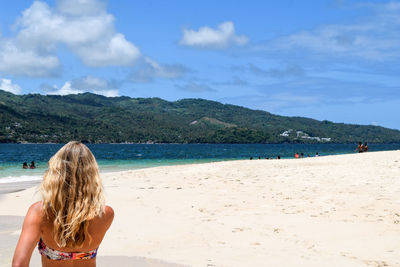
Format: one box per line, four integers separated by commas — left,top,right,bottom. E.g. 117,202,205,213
40,141,105,248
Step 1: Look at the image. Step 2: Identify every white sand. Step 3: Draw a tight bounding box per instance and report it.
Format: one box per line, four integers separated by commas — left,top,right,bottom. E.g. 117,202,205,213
1,151,399,267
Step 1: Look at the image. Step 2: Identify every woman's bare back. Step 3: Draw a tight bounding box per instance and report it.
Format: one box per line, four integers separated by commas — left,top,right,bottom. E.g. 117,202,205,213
13,202,114,267
40,204,114,267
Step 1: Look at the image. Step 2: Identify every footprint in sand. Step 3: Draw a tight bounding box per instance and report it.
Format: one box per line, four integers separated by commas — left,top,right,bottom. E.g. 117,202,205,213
363,260,388,267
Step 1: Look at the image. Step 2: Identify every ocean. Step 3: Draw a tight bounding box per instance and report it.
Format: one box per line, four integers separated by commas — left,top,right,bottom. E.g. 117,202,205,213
1,143,399,183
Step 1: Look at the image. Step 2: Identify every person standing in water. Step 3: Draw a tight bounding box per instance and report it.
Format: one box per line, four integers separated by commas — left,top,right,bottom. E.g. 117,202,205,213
29,161,36,169
355,142,364,153
363,142,368,152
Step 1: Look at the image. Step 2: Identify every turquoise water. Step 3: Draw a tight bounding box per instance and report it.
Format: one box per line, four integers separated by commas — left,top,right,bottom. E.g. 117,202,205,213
1,143,399,182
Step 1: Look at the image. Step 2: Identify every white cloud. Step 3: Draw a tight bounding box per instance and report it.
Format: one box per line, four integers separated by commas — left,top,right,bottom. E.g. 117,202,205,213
266,2,400,61
0,0,186,81
131,57,187,83
0,78,22,94
91,89,119,97
76,33,141,67
47,81,83,95
70,75,119,96
0,39,61,77
180,21,249,49
73,76,109,89
46,76,119,96
0,0,140,77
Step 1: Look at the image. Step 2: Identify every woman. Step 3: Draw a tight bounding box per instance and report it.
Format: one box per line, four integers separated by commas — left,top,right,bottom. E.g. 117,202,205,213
363,142,368,152
29,161,36,169
22,162,28,169
12,141,114,267
355,142,364,153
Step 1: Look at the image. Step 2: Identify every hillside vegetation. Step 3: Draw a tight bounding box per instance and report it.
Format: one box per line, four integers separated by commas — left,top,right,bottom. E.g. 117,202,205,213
1,90,399,143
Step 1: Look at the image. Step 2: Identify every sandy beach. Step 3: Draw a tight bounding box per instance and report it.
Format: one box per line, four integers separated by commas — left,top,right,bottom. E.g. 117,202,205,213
1,150,399,267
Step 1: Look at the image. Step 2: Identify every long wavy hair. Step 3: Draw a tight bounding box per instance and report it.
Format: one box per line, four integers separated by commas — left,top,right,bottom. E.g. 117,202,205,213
40,141,105,248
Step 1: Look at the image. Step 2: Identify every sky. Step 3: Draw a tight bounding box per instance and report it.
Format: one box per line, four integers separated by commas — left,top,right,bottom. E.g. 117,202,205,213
0,0,399,130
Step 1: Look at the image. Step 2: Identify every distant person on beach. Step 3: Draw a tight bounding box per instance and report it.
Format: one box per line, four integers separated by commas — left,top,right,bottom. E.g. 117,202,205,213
277,155,280,159
29,161,36,169
22,162,28,169
315,152,319,157
295,152,299,158
300,153,304,158
13,141,114,266
363,142,368,152
355,142,364,153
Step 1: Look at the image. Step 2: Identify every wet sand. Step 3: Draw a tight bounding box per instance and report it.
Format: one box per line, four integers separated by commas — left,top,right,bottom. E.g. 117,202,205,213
0,180,40,195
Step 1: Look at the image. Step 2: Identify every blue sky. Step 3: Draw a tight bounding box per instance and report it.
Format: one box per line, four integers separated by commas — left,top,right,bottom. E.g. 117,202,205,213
0,0,399,130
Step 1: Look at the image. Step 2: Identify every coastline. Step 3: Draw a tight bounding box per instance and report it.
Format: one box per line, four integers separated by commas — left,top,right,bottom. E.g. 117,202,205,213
1,150,399,266
2,143,400,184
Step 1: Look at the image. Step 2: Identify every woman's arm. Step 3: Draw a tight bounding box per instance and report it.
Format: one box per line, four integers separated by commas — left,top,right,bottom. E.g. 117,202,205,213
12,202,42,267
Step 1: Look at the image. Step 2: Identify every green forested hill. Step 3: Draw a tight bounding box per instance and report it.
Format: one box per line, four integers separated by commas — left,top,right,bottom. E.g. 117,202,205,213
0,90,399,143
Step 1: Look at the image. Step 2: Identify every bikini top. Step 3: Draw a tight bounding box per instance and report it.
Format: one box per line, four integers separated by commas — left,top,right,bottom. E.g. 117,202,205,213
38,238,98,260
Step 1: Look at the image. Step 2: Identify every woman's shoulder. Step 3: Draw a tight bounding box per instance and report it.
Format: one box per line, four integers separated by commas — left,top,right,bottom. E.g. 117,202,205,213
90,205,114,232
95,205,114,224
23,202,46,226
27,201,44,217
104,205,114,221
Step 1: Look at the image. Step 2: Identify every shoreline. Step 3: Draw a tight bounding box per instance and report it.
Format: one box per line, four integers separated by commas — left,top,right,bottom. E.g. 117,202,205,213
2,144,400,184
0,180,41,195
1,149,399,192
